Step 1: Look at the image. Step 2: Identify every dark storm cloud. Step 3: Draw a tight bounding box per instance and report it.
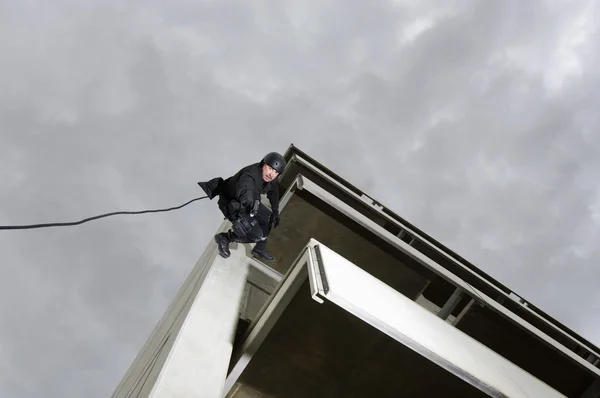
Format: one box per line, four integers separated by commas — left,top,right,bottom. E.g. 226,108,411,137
1,1,599,397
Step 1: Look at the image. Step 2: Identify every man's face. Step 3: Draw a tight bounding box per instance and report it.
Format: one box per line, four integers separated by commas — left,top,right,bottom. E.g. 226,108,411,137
262,164,279,182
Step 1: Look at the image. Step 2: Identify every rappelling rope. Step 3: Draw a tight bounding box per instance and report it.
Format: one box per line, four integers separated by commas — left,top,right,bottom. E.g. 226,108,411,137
0,196,209,230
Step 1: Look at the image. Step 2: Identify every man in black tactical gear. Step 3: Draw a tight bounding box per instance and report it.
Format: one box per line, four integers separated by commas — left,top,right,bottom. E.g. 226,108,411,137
197,152,286,262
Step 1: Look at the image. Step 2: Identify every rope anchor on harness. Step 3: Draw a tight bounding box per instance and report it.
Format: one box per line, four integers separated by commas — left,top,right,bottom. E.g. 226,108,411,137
231,200,261,240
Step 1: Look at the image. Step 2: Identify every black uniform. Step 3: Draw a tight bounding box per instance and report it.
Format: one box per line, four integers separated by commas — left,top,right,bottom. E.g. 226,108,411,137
198,161,280,260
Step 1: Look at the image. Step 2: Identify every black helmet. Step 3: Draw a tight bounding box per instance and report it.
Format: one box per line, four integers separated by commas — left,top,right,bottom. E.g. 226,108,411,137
262,152,286,173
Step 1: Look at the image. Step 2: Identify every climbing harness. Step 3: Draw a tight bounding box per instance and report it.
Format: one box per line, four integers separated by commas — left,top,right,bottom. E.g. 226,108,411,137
231,200,261,241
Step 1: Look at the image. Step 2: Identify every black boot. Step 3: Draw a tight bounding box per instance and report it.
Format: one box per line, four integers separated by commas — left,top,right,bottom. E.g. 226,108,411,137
214,231,234,258
251,240,275,262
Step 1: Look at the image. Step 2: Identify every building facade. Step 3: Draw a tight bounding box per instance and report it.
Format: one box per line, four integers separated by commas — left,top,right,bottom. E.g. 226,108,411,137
112,144,600,397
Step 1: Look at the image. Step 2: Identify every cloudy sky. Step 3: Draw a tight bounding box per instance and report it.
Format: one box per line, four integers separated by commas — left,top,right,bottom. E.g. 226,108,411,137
1,0,599,396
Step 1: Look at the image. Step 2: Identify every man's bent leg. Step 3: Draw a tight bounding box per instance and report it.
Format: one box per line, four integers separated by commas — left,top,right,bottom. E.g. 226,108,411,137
251,239,274,262
216,203,275,261
248,203,274,261
255,203,273,235
216,209,265,259
214,197,239,259
215,230,236,258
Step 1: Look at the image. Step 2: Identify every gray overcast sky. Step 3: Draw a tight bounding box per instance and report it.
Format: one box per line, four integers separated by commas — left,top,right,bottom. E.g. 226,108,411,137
1,0,599,396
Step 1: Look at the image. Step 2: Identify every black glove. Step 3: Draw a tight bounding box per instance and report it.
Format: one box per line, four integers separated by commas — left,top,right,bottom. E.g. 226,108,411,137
240,197,254,215
240,199,260,218
271,212,280,228
249,200,260,217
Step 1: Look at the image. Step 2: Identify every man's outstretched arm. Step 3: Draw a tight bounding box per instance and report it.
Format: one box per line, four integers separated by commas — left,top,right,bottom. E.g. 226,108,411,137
236,171,257,213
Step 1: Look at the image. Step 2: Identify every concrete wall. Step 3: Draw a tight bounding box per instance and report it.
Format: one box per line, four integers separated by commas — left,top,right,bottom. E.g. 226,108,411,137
266,191,430,300
112,221,251,398
456,304,595,397
229,157,597,397
111,222,228,397
278,162,389,228
411,233,598,365
282,149,600,367
227,280,488,398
